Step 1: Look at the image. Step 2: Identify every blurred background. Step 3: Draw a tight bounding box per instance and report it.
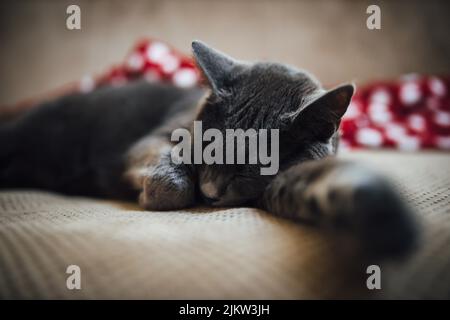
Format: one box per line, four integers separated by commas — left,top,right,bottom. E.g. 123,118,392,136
0,0,449,106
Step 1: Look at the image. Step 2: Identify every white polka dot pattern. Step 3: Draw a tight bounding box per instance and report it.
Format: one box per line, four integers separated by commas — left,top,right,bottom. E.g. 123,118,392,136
341,74,450,151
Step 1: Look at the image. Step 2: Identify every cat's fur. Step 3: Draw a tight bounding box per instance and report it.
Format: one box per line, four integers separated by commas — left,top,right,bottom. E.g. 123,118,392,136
0,41,418,258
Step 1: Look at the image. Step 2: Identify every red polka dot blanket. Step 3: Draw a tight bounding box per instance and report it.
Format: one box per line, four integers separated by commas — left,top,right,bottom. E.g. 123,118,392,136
341,75,450,151
6,39,450,151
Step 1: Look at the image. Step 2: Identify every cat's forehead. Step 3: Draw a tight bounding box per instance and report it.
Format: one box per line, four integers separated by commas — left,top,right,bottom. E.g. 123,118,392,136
236,62,321,95
207,63,320,130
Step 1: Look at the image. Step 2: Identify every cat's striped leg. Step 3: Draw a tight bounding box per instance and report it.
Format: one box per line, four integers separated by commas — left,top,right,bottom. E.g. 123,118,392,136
262,158,419,259
125,136,196,210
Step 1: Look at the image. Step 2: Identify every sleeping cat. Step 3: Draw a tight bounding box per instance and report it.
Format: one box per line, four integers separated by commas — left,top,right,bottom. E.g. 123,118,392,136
0,41,418,258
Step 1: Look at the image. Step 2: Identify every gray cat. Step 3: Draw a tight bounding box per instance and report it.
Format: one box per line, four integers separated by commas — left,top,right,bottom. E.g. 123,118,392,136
0,41,418,258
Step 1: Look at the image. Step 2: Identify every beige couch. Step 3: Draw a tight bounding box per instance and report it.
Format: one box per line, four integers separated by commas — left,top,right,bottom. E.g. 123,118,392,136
0,150,449,299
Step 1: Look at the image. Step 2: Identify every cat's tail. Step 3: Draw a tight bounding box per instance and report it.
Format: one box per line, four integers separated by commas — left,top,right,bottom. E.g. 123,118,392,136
264,158,420,260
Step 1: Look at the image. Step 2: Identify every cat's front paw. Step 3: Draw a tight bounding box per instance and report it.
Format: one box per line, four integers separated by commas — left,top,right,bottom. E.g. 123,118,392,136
264,160,420,259
303,163,420,258
331,171,420,258
139,163,195,211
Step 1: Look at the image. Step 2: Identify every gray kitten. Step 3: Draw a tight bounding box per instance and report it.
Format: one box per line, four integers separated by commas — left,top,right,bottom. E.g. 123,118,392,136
0,41,418,258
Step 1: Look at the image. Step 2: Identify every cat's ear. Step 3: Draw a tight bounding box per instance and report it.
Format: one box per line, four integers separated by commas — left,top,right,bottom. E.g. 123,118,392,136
292,84,355,141
192,40,237,93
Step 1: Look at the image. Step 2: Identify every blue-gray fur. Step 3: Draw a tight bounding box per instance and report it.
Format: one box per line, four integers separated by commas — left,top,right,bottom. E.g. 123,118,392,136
0,41,419,259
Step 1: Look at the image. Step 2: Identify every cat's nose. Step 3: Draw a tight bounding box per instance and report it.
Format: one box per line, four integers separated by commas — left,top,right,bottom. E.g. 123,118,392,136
200,182,220,205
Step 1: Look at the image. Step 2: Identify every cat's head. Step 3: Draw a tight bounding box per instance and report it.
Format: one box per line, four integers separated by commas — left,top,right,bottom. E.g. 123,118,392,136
191,41,354,206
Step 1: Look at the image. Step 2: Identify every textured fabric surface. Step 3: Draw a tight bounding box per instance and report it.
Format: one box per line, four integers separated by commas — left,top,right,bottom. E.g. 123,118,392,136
0,151,449,299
